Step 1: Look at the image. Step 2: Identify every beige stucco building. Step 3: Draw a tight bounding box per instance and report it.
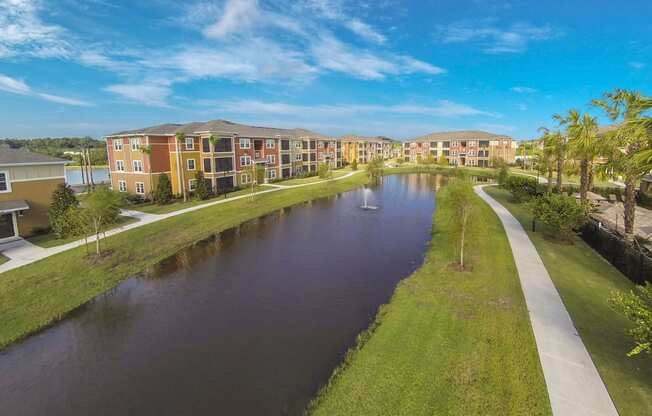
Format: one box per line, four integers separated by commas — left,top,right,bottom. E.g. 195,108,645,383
0,147,68,241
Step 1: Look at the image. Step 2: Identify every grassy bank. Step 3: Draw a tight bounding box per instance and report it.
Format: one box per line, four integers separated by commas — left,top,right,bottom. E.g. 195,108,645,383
384,164,497,177
0,173,368,350
484,186,652,415
128,186,265,214
274,167,353,186
309,184,550,415
27,216,138,248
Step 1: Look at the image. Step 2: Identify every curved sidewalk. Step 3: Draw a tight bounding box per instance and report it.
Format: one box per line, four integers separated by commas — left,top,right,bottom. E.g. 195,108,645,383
475,185,618,416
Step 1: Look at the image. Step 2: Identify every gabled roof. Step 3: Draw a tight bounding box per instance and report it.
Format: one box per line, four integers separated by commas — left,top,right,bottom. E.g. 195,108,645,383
107,119,332,139
409,130,511,142
0,147,69,166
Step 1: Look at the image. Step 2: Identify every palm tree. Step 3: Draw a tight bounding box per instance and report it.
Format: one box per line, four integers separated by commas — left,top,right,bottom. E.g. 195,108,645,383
592,89,652,236
551,113,572,191
208,135,218,193
569,113,599,203
537,127,556,194
175,132,187,202
140,145,154,199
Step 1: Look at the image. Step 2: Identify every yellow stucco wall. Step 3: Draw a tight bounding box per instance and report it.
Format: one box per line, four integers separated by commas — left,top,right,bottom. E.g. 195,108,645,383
0,177,64,236
169,152,201,195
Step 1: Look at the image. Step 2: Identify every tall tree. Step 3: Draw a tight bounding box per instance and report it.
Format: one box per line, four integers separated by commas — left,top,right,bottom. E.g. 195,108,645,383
208,135,219,193
140,145,154,199
175,132,187,202
592,89,652,236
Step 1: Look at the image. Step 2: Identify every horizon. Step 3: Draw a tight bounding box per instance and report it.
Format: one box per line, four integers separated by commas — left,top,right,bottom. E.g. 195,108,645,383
1,0,650,140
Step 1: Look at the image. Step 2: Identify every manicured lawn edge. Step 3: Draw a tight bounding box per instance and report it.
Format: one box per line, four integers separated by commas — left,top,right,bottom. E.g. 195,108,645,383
484,186,652,415
308,183,550,415
0,173,367,350
0,254,8,266
27,215,139,248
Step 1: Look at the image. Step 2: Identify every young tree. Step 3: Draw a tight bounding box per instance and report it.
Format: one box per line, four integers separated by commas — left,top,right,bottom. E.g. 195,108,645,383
366,157,384,184
175,132,188,202
208,135,219,192
193,171,211,200
82,186,124,256
318,162,332,179
350,159,358,170
153,173,173,204
444,178,476,270
538,128,557,194
424,152,436,165
437,154,449,166
245,162,265,202
48,183,79,238
610,283,652,357
592,89,652,236
497,160,509,187
530,194,589,241
140,145,154,199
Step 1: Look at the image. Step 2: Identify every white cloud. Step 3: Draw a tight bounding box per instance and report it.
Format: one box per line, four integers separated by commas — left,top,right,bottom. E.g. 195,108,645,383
105,83,172,107
344,19,385,44
437,21,560,54
511,86,537,93
0,0,71,58
202,0,260,39
0,73,30,94
0,72,90,106
629,61,646,69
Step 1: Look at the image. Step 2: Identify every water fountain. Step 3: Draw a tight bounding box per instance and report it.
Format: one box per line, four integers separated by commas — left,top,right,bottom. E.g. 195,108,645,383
360,187,378,210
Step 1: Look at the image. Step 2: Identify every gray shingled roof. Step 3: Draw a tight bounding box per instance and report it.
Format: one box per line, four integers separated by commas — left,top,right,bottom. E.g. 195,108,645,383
0,147,69,165
410,130,510,143
108,119,332,139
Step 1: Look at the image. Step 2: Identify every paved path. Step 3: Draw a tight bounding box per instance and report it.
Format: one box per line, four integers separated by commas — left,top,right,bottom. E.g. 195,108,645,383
475,185,619,416
0,171,363,274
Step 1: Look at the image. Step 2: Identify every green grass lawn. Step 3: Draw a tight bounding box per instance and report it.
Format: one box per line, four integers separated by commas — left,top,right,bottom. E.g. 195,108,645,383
384,164,498,178
126,186,265,214
484,186,652,415
0,173,368,350
27,216,139,248
509,168,620,187
309,185,550,415
0,254,8,265
272,167,353,186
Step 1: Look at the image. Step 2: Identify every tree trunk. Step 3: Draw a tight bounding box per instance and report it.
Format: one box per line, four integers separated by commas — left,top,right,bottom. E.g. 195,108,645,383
84,150,92,192
94,220,101,255
579,159,589,203
80,154,86,185
547,164,553,194
556,155,563,192
587,162,594,191
624,175,637,236
87,148,95,187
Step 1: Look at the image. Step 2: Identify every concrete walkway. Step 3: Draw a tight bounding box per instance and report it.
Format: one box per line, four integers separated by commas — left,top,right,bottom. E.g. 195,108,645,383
0,170,363,274
475,185,618,416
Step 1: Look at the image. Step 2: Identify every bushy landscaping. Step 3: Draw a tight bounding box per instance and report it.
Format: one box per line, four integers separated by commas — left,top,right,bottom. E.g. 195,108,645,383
484,186,652,415
309,183,550,415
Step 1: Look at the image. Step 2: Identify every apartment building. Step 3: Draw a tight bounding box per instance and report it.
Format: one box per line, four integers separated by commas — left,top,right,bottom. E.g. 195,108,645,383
105,120,342,197
0,147,68,241
404,131,516,167
341,136,396,164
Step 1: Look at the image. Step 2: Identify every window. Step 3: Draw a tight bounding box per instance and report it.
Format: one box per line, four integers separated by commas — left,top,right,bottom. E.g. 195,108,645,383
0,171,10,193
241,173,251,184
267,169,276,179
130,137,140,151
267,154,275,164
114,139,123,151
188,179,197,191
295,141,302,149
116,160,125,171
281,154,291,165
203,158,212,172
215,138,232,152
310,153,316,161
216,157,234,172
185,137,194,150
310,140,316,150
281,140,290,150
442,141,450,148
135,182,145,194
118,180,127,192
240,155,252,166
133,160,143,172
187,159,196,170
202,138,211,153
318,141,324,148
239,138,251,149
295,154,302,162
266,139,275,149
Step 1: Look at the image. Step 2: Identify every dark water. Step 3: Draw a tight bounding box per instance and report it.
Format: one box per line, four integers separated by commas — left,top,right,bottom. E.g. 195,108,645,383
0,174,439,416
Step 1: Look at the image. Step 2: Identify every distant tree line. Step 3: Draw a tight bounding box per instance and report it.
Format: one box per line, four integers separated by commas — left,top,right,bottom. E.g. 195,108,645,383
0,137,107,165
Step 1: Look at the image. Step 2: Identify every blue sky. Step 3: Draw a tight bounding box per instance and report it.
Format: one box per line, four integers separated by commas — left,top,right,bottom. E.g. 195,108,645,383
0,0,650,140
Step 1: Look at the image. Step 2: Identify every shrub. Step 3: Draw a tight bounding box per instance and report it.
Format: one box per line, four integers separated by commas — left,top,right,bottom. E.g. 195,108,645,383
636,191,652,209
498,164,509,187
530,194,589,241
437,155,448,166
193,171,211,200
153,173,173,204
350,159,358,170
610,283,652,356
48,183,79,238
318,162,331,179
504,175,543,202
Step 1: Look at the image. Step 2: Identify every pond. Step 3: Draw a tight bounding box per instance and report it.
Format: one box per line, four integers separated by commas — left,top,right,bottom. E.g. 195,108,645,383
0,174,441,416
65,167,110,185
